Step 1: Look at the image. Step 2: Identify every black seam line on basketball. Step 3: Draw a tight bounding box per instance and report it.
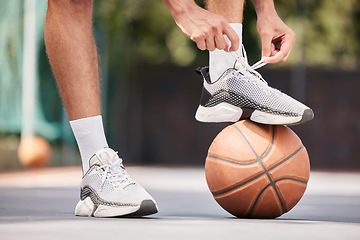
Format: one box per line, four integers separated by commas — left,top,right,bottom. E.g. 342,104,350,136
235,124,285,215
212,171,266,197
256,126,286,214
258,160,286,214
248,145,306,217
207,154,258,165
273,177,308,185
233,124,259,159
246,179,284,218
246,182,272,218
267,145,304,172
246,177,308,218
211,125,274,196
233,124,275,161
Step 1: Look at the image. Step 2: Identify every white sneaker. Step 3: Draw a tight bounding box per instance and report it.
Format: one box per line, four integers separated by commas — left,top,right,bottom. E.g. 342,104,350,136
75,148,158,217
195,46,314,125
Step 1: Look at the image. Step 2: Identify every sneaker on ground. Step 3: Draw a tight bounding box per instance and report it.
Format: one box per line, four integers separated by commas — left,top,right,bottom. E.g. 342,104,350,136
75,148,158,218
195,46,314,125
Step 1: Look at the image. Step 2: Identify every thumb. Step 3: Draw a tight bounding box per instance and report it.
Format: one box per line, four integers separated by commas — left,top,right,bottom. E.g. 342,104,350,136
223,26,239,52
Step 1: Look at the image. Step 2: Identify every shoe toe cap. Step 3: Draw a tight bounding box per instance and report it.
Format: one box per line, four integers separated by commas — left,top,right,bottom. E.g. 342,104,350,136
300,108,314,124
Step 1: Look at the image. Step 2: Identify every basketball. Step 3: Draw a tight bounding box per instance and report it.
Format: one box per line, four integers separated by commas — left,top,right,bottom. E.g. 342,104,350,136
205,120,310,219
17,136,52,168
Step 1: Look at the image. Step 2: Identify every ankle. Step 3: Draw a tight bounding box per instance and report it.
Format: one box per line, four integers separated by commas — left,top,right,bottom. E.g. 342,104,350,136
70,115,108,174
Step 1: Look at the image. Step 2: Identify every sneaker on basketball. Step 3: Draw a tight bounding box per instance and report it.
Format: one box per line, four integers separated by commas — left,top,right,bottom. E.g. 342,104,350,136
195,46,314,125
75,148,158,217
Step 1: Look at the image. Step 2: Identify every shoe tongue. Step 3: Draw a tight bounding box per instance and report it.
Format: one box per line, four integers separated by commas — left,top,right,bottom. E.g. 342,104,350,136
89,148,118,167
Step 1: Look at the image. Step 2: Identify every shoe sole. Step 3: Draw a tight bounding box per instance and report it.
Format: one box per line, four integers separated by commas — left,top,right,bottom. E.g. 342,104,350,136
75,197,158,218
195,103,314,125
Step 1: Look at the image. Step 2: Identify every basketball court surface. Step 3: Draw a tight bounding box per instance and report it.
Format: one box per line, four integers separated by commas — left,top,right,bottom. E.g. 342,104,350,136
0,167,359,240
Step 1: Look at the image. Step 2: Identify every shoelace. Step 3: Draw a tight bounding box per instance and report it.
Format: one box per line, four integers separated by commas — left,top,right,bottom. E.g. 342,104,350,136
96,151,135,191
230,45,269,85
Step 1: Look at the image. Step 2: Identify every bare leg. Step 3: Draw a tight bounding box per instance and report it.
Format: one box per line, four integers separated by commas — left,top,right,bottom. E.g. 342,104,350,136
206,0,245,23
44,0,100,121
44,1,158,218
45,0,108,172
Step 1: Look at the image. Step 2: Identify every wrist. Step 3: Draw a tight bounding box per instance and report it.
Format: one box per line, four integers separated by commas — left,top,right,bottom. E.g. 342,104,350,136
251,0,277,17
162,0,198,20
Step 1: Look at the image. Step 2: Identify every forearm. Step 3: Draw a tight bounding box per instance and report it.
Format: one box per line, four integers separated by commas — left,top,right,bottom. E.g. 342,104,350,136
162,0,199,20
251,0,277,17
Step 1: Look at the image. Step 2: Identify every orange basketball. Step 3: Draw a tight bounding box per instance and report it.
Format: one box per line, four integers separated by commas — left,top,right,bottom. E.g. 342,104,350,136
17,136,52,168
205,120,310,219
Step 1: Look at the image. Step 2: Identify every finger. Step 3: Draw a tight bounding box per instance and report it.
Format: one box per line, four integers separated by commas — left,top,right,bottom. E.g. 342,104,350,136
214,34,227,50
266,50,286,63
205,37,216,51
279,33,295,60
261,33,273,61
195,38,207,51
267,35,294,63
223,26,239,52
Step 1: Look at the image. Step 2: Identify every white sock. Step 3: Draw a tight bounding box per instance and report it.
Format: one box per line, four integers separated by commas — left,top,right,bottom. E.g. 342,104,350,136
70,115,108,174
209,23,243,82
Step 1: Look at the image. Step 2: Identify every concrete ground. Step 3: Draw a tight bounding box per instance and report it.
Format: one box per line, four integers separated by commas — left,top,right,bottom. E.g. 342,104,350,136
0,167,359,240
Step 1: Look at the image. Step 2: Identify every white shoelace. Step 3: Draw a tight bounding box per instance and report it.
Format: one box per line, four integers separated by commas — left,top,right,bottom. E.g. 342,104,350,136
96,151,135,190
230,45,269,84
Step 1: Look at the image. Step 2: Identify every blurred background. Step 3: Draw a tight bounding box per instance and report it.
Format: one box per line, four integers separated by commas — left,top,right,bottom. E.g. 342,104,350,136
0,0,359,171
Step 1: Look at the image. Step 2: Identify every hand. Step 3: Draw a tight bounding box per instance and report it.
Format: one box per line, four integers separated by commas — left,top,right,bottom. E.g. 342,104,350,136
166,2,239,52
256,14,296,63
